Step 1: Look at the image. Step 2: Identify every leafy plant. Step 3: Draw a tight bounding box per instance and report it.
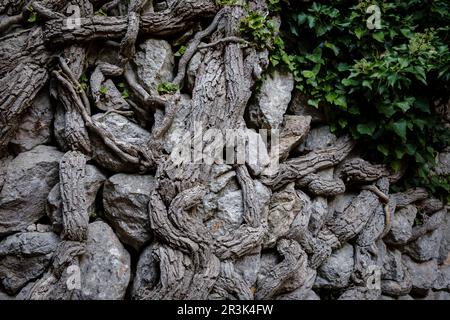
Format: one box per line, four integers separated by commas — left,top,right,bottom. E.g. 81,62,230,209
118,82,129,99
99,86,109,95
27,6,37,23
239,11,292,71
94,9,107,16
267,0,284,12
157,82,179,95
174,46,187,58
267,0,450,201
77,73,89,93
215,0,242,6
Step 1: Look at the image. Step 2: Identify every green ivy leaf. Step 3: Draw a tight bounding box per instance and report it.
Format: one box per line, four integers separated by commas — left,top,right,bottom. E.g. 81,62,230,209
338,118,348,128
28,12,37,23
414,96,430,113
395,100,412,113
355,28,365,39
324,41,340,56
394,148,405,159
391,120,407,139
302,70,316,78
372,31,385,43
377,145,389,156
307,99,319,108
356,122,376,136
391,160,402,172
405,144,417,155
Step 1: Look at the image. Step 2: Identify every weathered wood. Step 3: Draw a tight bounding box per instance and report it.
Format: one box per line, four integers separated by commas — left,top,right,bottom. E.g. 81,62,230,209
59,151,88,242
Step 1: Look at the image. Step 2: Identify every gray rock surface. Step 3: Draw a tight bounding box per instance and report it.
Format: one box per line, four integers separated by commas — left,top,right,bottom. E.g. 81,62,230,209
433,264,450,291
403,255,438,295
0,154,13,191
385,205,416,245
315,243,354,289
439,209,450,264
10,89,54,153
131,243,160,299
79,221,131,300
404,228,443,262
435,150,450,176
186,51,203,92
299,125,337,153
249,71,294,129
103,174,155,251
288,90,327,124
0,231,60,294
0,145,63,236
133,39,174,93
91,113,151,172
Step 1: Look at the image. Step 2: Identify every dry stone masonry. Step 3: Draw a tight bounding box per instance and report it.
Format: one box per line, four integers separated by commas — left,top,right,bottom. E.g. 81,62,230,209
0,0,449,300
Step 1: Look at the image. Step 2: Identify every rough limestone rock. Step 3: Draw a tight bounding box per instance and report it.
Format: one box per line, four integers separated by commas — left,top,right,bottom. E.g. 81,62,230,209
0,155,13,190
216,189,244,228
46,164,106,233
10,89,54,153
91,79,130,112
103,174,156,251
315,243,354,289
133,39,174,92
299,125,337,153
131,243,160,299
79,221,131,300
213,178,270,233
164,94,191,152
0,0,449,302
277,115,311,161
0,232,60,294
186,51,203,91
234,252,261,289
288,90,327,124
435,149,450,176
53,106,68,152
249,71,294,129
380,243,412,297
439,209,450,264
404,228,443,262
385,205,416,245
434,265,450,291
403,255,438,295
244,129,271,176
0,146,63,236
90,113,151,173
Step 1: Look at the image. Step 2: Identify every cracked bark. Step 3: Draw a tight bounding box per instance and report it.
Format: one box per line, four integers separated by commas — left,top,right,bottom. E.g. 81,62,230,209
1,0,447,301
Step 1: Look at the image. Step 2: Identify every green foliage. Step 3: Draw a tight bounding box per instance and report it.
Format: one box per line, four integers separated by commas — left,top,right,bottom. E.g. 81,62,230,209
94,9,107,16
118,82,129,99
27,6,37,23
215,0,241,6
174,46,187,57
273,0,450,201
239,11,292,70
239,11,277,49
157,82,179,95
77,73,89,93
414,215,424,227
99,86,109,95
